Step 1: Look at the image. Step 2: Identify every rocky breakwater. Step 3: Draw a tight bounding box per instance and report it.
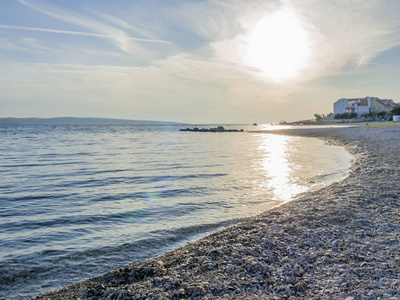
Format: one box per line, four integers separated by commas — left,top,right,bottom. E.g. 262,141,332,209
180,126,244,132
32,125,400,299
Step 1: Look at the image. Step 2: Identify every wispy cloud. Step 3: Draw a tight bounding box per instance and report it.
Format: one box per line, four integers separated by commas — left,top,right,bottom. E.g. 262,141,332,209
17,0,172,51
209,0,400,83
0,24,171,44
293,0,400,75
92,11,165,42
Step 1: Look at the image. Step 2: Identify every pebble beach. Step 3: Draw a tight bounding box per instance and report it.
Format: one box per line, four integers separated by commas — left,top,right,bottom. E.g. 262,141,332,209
32,125,400,300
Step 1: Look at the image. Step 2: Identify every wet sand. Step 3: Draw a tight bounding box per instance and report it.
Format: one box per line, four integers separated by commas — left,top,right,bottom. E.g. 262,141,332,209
32,125,400,299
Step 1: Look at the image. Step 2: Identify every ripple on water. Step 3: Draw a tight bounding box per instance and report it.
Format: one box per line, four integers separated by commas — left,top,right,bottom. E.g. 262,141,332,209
0,124,352,299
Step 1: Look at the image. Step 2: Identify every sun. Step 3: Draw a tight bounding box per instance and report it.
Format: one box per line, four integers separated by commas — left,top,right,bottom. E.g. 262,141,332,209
246,8,311,82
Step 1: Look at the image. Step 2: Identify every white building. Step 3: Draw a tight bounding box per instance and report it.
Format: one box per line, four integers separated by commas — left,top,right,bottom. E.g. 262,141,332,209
333,97,397,117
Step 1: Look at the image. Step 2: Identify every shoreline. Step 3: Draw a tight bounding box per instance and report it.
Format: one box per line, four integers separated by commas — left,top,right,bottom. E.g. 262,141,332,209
32,126,400,299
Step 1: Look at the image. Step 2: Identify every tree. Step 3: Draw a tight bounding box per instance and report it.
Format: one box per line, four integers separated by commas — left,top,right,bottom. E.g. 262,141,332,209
366,112,374,120
377,111,387,117
376,111,388,121
333,112,357,120
349,112,358,119
391,106,400,115
314,113,323,121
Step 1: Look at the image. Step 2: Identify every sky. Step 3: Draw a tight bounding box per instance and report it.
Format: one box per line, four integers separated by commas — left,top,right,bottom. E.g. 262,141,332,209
1,0,400,124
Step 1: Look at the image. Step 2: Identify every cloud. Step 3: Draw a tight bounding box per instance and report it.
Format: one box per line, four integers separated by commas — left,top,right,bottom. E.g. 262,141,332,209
92,11,166,42
0,24,171,44
294,0,400,74
17,0,172,52
211,0,400,82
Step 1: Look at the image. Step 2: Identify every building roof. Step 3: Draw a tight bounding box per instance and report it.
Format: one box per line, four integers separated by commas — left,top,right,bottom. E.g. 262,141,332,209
347,98,368,106
375,99,395,107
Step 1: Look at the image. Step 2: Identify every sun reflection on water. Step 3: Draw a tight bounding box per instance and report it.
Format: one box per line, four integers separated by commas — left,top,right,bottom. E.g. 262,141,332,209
259,134,307,203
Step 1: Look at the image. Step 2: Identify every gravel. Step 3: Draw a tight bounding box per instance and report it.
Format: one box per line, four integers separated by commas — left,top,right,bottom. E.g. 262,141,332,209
31,125,400,300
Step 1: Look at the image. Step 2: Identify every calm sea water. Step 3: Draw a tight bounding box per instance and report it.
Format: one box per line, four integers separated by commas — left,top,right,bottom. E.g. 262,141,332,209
0,124,352,299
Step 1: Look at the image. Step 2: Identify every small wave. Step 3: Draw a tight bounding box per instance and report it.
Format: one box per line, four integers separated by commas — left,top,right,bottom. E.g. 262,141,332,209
1,161,85,168
0,197,214,237
0,216,244,299
7,193,67,202
180,173,227,179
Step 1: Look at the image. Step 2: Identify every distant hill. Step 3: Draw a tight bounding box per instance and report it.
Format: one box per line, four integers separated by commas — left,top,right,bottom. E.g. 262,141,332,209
0,117,184,125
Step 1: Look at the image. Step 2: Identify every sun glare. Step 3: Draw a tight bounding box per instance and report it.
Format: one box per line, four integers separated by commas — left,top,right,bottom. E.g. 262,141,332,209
246,8,311,82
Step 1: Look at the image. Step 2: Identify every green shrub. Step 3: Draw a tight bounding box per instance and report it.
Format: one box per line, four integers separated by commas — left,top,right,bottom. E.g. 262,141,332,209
391,106,400,115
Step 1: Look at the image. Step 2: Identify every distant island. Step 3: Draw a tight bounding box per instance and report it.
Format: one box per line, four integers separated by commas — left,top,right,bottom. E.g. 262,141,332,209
0,117,184,125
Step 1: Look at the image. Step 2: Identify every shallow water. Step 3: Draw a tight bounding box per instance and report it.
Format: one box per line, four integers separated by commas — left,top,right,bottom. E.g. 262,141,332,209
0,124,352,299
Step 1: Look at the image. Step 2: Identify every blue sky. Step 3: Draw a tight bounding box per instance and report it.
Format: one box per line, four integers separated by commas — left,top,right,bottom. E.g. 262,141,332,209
2,0,400,123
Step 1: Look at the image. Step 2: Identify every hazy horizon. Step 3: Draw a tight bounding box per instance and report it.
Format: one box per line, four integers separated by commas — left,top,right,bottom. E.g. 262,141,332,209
0,116,251,125
2,0,400,123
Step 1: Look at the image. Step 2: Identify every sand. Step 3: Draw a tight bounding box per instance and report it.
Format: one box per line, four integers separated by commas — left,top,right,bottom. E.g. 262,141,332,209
31,125,400,299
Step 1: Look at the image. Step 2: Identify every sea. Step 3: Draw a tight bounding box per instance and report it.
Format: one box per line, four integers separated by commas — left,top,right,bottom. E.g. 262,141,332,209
0,123,353,299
